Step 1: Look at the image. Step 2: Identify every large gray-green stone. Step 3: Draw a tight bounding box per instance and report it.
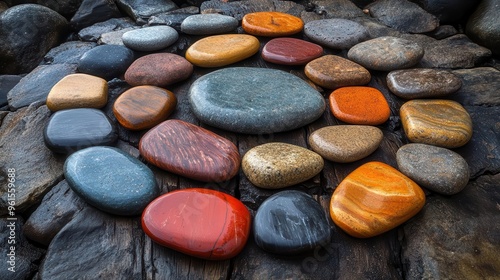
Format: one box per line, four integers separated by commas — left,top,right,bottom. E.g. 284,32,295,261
189,67,326,134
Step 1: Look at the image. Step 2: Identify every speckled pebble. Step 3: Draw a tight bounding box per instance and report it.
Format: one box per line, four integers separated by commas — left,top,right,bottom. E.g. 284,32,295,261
308,125,383,163
397,143,469,195
122,26,178,51
305,55,371,89
181,14,238,35
387,68,462,99
304,19,369,49
242,142,324,189
348,36,424,71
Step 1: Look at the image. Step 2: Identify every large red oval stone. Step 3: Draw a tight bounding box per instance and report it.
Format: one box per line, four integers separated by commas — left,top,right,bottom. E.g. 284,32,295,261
142,188,251,260
139,119,240,182
262,38,323,65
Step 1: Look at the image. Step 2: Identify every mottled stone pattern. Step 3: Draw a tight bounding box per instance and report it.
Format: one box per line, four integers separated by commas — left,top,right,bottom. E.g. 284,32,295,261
329,86,390,125
305,55,371,89
142,188,251,260
387,68,462,99
46,73,108,111
122,25,179,51
400,99,473,148
348,36,424,71
304,19,369,49
397,143,470,195
242,11,303,37
309,125,383,163
253,190,331,254
185,34,260,67
44,108,118,154
124,53,193,87
242,142,324,189
139,119,240,182
64,146,159,216
330,162,426,238
189,67,325,134
113,86,177,130
261,38,323,65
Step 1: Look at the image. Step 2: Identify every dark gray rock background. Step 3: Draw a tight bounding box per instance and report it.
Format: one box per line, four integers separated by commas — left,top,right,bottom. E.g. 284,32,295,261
0,0,499,279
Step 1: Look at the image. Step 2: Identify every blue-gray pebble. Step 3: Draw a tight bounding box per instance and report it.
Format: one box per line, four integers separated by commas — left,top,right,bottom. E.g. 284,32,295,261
253,190,331,254
64,146,159,216
304,19,369,49
181,14,238,35
122,25,178,51
189,67,326,134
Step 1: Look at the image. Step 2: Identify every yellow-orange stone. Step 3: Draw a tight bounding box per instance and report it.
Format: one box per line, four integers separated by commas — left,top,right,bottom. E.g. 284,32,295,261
242,12,304,37
185,34,260,67
47,74,108,111
330,161,425,238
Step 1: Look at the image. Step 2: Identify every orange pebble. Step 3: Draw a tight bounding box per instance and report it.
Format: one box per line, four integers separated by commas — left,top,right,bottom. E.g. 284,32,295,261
242,11,303,37
329,86,390,125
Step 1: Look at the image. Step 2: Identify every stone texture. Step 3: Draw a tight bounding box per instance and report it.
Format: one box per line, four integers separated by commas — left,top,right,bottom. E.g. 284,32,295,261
78,17,137,42
253,190,331,254
116,0,178,23
7,64,77,110
304,19,369,49
99,27,137,45
3,0,83,18
242,11,303,37
0,4,68,74
78,44,134,80
0,104,64,215
400,99,473,148
261,37,323,65
122,26,179,52
366,0,439,33
44,108,118,154
42,41,97,65
113,86,177,130
451,67,500,106
181,13,238,35
387,68,462,99
0,75,21,107
189,67,326,134
413,0,481,23
402,174,500,279
348,36,424,71
139,119,240,182
70,0,122,30
64,146,159,215
242,142,324,189
142,188,251,260
46,73,108,111
185,34,260,67
305,55,371,89
309,125,383,163
329,86,390,125
397,143,470,195
330,161,426,238
466,0,500,56
200,0,305,21
23,180,87,246
148,9,198,31
419,34,492,69
125,53,193,87
426,25,457,39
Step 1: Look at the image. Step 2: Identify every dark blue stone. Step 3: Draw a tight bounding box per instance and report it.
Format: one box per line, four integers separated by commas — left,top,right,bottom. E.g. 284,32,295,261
189,67,325,134
44,108,118,154
64,146,159,216
78,45,135,80
253,190,331,254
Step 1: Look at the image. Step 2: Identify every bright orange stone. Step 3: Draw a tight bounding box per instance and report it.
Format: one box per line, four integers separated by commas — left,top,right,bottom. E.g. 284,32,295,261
329,86,390,125
242,11,303,37
330,161,425,238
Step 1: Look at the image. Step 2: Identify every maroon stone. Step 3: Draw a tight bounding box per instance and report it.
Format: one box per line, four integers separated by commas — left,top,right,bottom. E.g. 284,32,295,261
261,38,324,65
139,119,240,182
124,53,193,87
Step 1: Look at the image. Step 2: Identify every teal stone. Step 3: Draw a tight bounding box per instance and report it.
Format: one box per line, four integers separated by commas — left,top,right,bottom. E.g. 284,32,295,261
64,146,159,216
189,67,326,134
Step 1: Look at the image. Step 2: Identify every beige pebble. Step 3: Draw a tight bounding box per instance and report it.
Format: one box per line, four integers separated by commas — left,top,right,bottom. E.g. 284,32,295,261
47,74,108,111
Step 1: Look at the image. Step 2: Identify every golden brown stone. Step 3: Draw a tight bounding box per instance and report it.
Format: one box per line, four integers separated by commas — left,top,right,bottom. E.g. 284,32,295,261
305,55,371,89
46,74,108,111
400,99,473,148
